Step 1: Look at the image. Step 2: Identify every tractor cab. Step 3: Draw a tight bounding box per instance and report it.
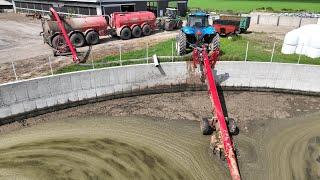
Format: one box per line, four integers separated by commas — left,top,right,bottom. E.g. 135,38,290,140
157,8,183,31
187,13,210,28
176,12,219,55
165,8,178,19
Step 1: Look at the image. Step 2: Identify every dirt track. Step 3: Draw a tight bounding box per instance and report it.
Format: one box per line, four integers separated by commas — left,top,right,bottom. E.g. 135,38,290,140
0,91,319,179
0,13,178,84
0,13,298,85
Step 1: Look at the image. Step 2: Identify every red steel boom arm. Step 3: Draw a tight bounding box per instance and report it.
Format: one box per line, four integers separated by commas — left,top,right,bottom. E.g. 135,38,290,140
49,8,79,63
201,46,241,180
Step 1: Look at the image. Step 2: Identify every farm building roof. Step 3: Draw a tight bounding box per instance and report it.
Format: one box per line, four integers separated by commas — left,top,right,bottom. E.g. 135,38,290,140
0,0,12,6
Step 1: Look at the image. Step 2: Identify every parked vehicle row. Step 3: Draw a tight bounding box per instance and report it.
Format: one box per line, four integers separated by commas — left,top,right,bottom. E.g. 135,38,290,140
41,11,157,49
41,8,186,50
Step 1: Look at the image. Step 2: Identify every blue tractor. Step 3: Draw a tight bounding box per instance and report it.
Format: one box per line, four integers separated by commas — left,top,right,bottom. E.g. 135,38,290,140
176,12,219,55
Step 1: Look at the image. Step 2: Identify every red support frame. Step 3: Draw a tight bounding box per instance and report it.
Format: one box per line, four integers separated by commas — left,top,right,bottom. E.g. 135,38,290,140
49,8,79,63
198,46,241,180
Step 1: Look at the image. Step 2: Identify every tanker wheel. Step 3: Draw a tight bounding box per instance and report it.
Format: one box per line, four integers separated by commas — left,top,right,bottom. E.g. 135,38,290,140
142,24,151,36
51,35,68,53
86,31,100,45
120,27,132,40
200,118,213,135
165,21,175,31
176,31,186,56
70,33,85,48
132,26,142,38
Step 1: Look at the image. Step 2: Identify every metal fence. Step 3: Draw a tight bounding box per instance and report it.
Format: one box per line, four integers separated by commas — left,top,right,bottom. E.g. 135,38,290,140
5,39,320,85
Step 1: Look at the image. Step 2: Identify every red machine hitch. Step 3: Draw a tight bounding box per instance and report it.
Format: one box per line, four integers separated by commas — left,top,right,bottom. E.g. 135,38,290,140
193,46,241,180
49,8,80,63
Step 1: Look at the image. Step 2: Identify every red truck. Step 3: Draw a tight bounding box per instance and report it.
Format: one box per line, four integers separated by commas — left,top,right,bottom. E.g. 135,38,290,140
41,11,156,49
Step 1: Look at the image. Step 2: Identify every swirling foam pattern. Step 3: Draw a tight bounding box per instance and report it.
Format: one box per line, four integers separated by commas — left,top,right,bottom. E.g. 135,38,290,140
236,112,320,180
0,112,319,180
264,113,320,180
0,117,229,180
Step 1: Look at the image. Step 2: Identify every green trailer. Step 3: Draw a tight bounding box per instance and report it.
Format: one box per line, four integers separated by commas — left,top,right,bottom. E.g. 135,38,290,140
219,15,251,32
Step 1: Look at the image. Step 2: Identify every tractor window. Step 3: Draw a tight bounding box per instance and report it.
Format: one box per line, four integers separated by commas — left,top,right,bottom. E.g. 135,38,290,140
188,16,209,27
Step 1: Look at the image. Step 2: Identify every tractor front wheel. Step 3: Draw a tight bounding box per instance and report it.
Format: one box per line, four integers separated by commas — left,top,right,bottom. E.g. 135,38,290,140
176,32,187,56
209,34,220,51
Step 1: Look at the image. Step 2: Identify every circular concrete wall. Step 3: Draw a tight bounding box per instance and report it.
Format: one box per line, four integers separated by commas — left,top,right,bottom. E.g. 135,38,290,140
0,61,320,124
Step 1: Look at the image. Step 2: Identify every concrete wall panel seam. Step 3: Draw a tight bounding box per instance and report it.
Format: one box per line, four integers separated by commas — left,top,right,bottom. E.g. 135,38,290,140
0,62,320,120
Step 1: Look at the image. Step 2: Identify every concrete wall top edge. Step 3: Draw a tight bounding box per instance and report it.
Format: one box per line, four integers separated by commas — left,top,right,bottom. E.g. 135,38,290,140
1,61,319,87
0,63,154,87
1,61,320,121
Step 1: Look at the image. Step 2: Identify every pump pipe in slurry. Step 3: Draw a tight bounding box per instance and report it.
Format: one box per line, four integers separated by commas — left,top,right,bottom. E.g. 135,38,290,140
49,8,79,63
195,46,241,180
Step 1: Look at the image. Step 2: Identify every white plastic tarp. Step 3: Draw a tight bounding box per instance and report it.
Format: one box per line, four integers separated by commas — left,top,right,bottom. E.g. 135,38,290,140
281,24,320,58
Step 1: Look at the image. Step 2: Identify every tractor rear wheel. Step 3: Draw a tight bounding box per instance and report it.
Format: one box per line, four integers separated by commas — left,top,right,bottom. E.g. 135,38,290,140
132,26,142,38
86,31,100,45
142,24,152,36
70,32,85,47
176,31,187,56
120,27,132,40
165,21,175,31
200,118,213,135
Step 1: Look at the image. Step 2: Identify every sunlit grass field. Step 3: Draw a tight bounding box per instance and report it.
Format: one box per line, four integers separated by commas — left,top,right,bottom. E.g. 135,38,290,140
188,0,320,13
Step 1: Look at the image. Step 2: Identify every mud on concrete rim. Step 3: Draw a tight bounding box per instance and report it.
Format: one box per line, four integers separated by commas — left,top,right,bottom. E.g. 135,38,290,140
2,84,320,126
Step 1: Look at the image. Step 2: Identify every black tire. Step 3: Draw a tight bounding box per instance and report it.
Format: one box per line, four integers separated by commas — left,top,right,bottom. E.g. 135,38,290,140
176,31,187,56
70,32,85,47
226,118,239,135
132,26,142,38
120,27,132,40
51,34,65,49
209,33,220,51
235,28,241,35
176,20,183,29
86,31,100,45
200,118,213,135
142,24,151,36
156,19,165,30
165,21,175,31
220,28,226,34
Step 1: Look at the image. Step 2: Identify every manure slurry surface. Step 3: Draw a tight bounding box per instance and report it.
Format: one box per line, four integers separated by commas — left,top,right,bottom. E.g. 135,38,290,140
0,91,319,180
